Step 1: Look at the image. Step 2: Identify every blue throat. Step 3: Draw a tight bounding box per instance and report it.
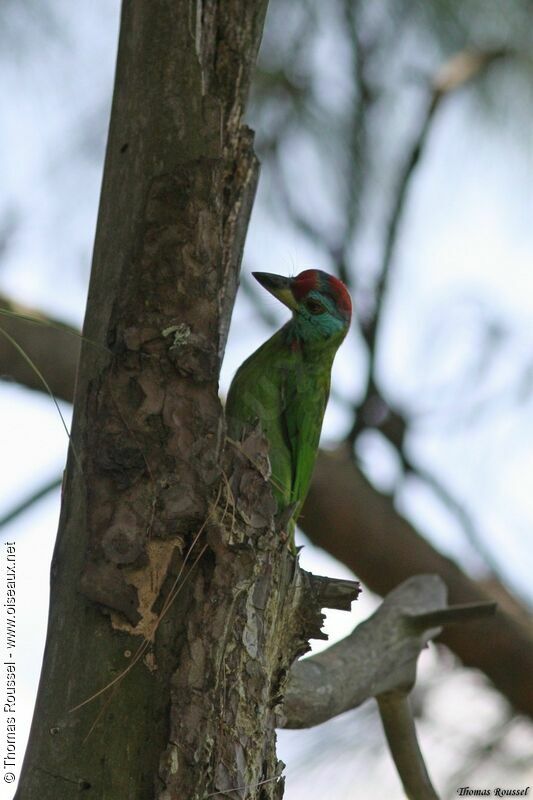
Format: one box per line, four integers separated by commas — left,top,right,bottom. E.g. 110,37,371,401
289,313,346,343
284,289,348,347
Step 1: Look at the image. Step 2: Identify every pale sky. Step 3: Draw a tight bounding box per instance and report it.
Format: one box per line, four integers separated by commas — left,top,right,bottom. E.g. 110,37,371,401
1,1,532,797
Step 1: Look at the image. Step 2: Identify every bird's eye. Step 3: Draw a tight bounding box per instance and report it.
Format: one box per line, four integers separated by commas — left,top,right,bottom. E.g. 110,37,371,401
306,299,326,315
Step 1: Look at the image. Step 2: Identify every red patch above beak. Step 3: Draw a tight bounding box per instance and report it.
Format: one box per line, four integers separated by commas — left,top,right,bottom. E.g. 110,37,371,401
291,270,320,301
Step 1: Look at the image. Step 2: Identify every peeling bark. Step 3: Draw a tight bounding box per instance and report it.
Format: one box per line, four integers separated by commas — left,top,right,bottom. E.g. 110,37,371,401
4,300,533,722
14,2,322,798
7,3,528,797
280,577,495,800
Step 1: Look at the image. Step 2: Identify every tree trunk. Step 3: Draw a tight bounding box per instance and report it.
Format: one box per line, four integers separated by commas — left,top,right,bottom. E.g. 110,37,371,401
12,2,328,798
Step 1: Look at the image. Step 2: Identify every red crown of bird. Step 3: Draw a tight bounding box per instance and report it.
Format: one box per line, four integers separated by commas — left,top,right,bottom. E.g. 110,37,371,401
291,269,352,319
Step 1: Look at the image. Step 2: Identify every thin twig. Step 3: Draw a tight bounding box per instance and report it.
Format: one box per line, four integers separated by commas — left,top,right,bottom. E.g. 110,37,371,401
338,0,371,287
0,326,82,473
377,692,439,800
204,774,282,798
407,601,497,631
349,47,513,446
348,88,441,446
0,305,110,353
0,475,62,530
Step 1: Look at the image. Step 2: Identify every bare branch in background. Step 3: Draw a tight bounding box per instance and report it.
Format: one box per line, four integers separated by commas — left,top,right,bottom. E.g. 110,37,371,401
354,403,513,585
377,693,439,800
0,474,62,530
0,294,79,403
350,47,514,445
281,575,495,800
336,0,376,288
1,295,532,720
259,1,375,290
302,447,533,719
322,46,521,602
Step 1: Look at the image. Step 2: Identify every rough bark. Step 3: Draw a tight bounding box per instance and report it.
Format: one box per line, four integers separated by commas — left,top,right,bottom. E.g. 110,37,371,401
301,447,533,718
3,305,533,721
13,2,326,798
4,6,530,799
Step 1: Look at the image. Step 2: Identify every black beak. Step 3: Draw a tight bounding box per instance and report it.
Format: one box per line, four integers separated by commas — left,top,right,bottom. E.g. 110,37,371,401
252,272,297,311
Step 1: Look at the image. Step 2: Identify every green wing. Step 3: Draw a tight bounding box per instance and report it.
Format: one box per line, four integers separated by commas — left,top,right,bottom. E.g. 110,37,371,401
226,331,331,535
280,363,330,514
225,330,295,509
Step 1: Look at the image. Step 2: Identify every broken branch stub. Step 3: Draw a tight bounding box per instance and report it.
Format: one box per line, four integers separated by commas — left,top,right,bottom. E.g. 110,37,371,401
279,574,448,730
279,575,497,800
280,575,497,730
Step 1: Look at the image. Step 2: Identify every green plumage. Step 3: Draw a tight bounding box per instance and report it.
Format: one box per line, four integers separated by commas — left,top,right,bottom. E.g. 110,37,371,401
226,270,351,549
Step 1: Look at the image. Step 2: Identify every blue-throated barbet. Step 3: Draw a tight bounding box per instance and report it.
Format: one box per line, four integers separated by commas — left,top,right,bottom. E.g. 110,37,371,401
226,270,352,548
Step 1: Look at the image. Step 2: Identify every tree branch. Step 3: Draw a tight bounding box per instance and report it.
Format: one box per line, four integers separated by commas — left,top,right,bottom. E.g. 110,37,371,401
280,576,494,729
301,447,533,719
377,693,439,800
280,576,495,800
0,475,62,529
350,47,513,444
2,298,532,719
0,294,80,403
280,575,446,729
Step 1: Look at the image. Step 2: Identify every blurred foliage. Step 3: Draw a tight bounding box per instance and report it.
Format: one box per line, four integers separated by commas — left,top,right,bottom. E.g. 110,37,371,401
247,0,533,446
0,0,59,57
250,0,533,263
2,1,533,797
247,6,533,790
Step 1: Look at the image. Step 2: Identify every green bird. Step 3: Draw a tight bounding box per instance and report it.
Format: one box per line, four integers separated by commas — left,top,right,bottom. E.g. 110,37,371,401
226,269,352,549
